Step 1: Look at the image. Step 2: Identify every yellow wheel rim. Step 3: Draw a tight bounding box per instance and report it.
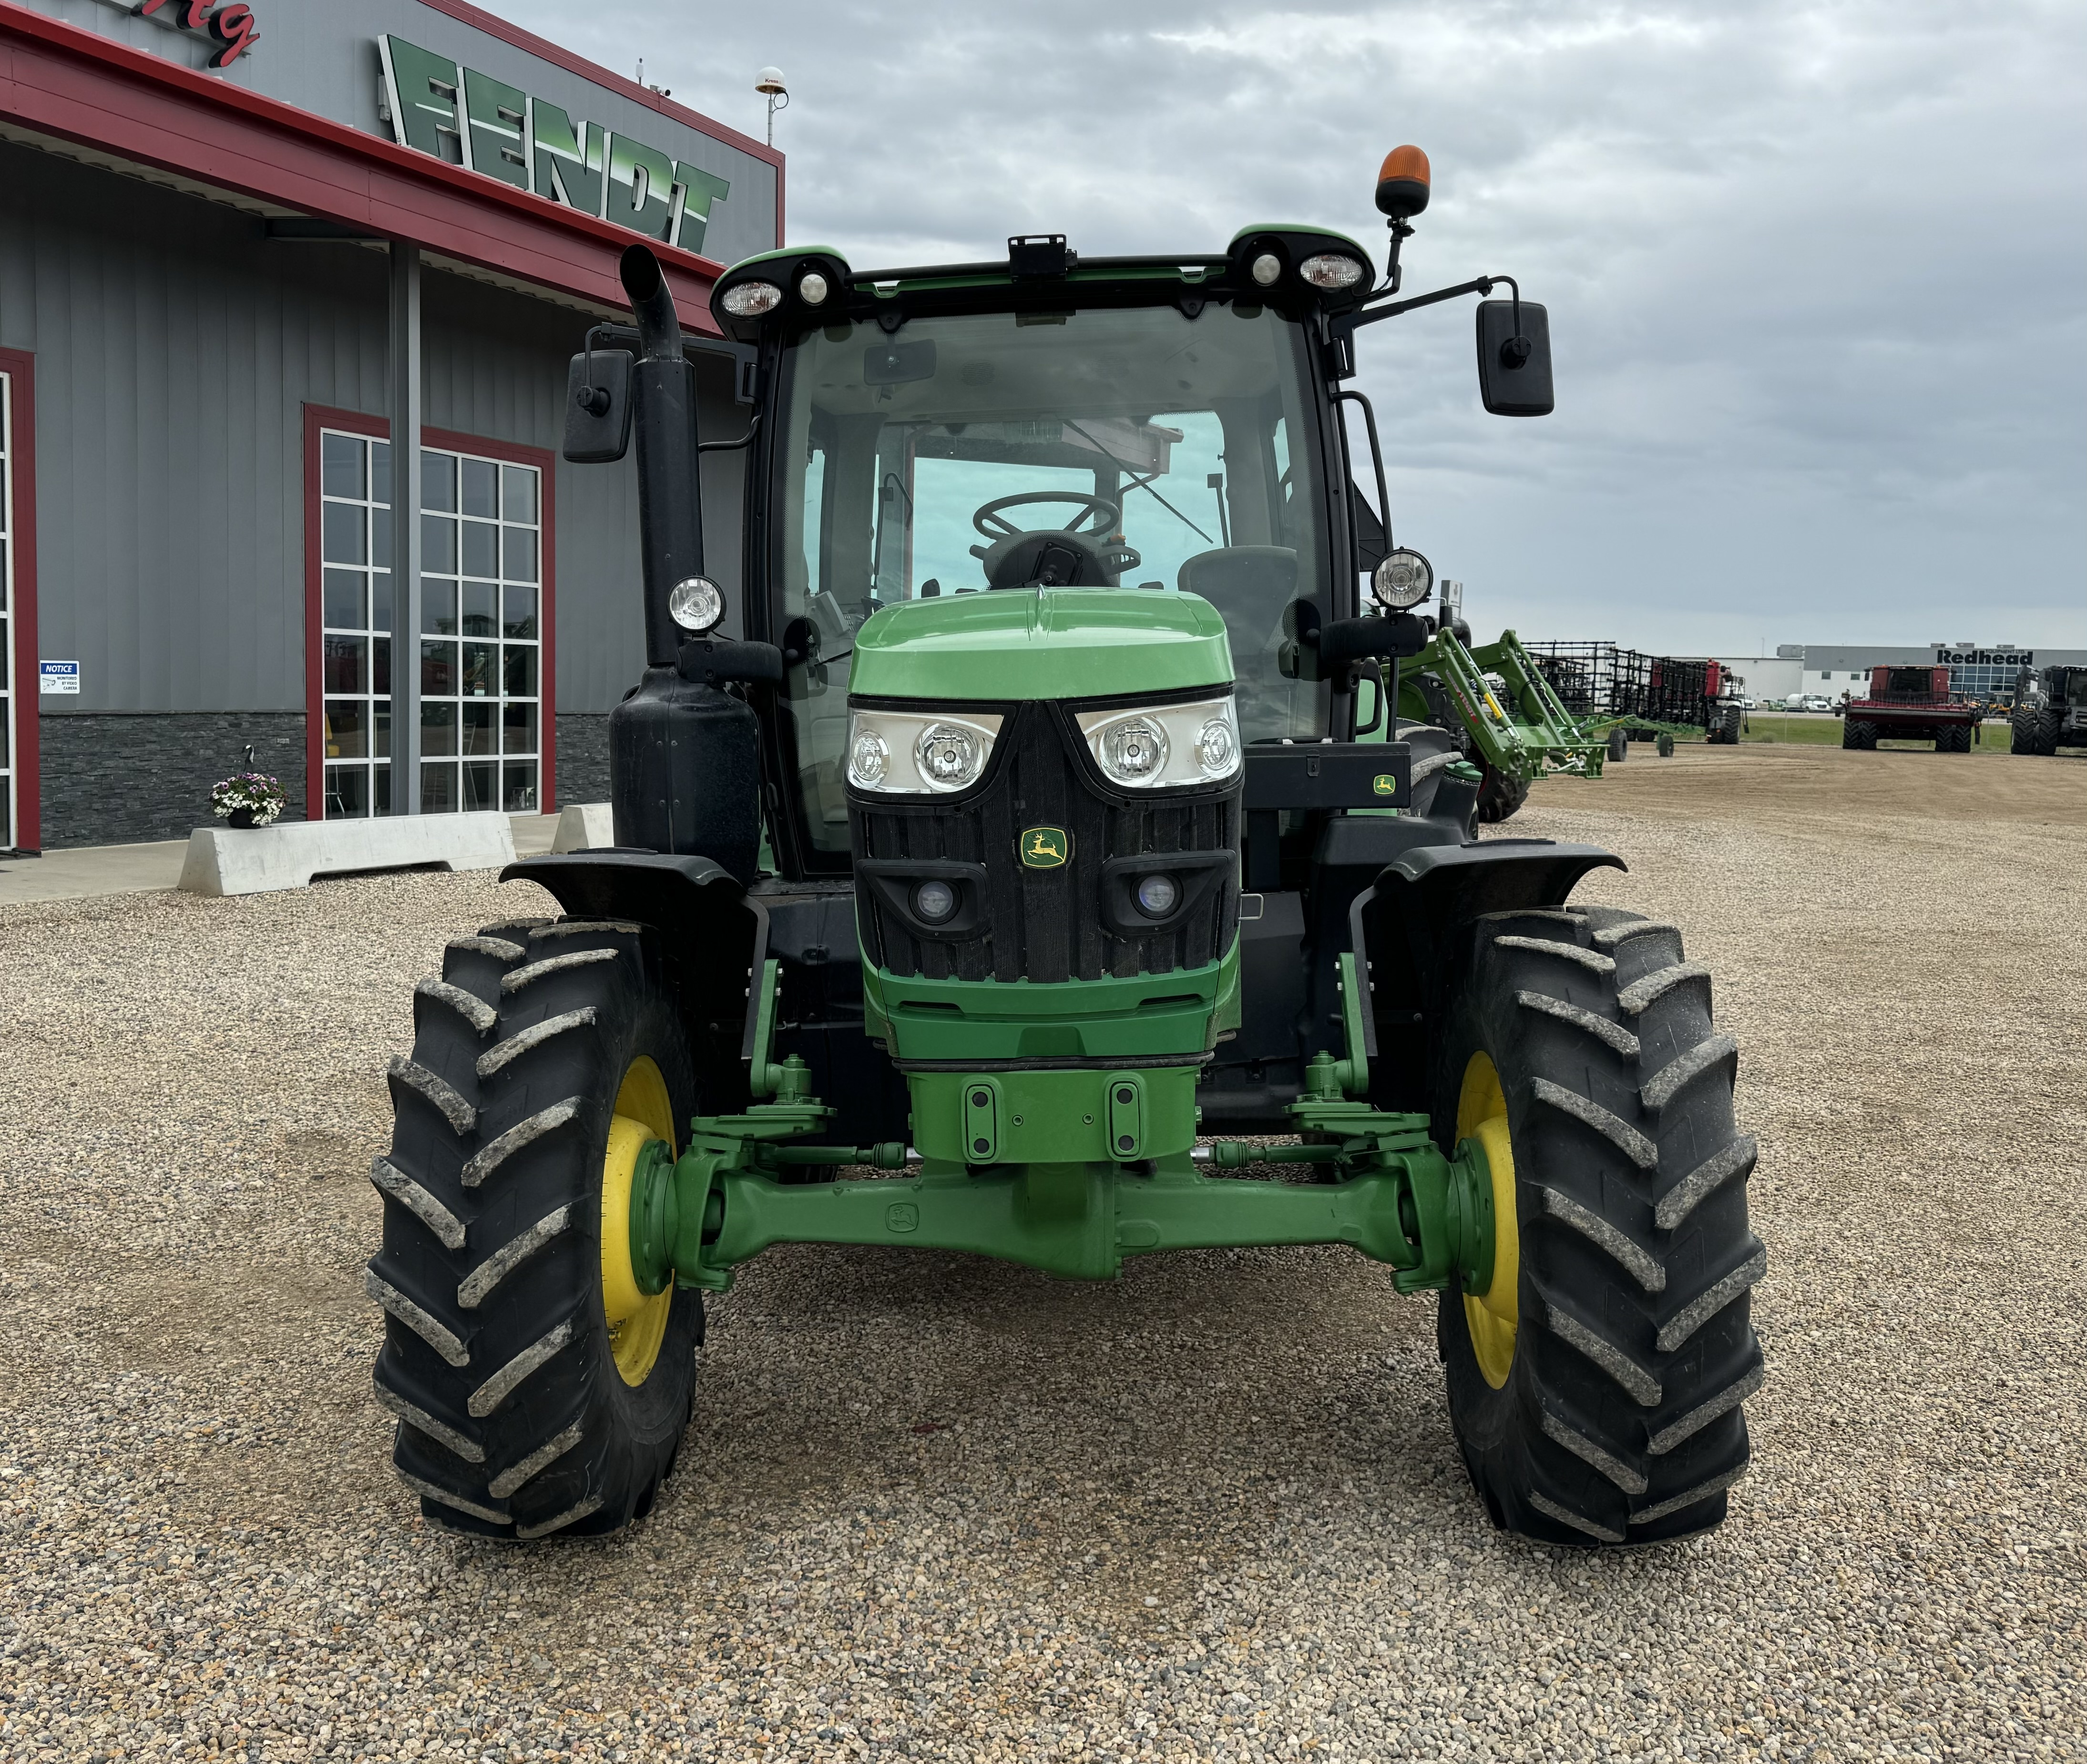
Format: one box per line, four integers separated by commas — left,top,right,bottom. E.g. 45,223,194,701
1458,1051,1520,1389
599,1056,676,1387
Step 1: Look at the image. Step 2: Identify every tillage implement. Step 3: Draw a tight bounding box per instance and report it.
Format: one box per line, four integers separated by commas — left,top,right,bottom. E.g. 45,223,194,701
369,146,1764,1547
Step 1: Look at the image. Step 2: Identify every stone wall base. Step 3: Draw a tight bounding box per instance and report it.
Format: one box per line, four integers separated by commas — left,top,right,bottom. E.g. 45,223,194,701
37,712,307,849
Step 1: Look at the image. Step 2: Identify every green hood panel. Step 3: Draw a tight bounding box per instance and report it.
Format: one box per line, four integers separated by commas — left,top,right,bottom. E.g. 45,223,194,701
849,588,1234,703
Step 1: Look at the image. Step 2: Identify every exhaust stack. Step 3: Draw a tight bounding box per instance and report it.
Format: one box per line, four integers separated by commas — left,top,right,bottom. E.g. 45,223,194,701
620,245,706,665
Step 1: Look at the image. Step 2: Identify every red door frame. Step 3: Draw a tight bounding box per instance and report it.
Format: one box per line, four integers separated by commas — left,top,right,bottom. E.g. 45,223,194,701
0,347,38,853
302,404,558,819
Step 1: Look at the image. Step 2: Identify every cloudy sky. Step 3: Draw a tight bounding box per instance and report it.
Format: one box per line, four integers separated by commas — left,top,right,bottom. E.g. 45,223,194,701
510,0,2085,654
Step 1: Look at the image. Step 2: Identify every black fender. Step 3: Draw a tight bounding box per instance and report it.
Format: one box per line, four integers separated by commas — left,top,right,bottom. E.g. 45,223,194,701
1348,838,1624,1110
503,852,768,1092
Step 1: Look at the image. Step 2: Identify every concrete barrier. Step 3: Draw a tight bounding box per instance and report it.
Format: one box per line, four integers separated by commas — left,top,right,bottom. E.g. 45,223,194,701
551,802,616,852
177,811,517,898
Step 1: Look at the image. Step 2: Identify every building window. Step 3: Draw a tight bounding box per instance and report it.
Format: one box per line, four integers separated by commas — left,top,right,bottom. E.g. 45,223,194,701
316,423,550,817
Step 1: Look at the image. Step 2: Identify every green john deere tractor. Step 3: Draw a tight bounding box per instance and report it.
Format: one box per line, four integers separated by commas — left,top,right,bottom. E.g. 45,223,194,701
369,145,1763,1547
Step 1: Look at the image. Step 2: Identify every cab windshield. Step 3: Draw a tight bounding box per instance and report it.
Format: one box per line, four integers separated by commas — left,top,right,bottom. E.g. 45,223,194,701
772,300,1333,849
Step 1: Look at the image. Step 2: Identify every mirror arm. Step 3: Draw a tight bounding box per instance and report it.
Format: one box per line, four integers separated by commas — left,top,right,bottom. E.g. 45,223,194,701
698,411,762,454
1345,273,1514,332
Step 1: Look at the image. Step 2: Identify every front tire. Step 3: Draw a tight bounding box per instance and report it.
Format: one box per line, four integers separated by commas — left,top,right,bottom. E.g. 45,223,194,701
368,917,703,1538
1431,906,1764,1546
1842,719,1878,750
1475,763,1531,823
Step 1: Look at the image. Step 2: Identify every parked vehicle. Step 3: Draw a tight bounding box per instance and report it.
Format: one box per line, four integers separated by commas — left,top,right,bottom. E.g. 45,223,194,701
2011,665,2087,755
1842,667,1983,751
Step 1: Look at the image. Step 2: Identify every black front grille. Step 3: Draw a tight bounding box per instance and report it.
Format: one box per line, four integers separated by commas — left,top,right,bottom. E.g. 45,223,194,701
849,702,1240,984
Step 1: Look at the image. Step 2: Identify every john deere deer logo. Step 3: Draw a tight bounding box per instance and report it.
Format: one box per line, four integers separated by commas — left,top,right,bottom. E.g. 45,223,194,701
1020,827,1069,869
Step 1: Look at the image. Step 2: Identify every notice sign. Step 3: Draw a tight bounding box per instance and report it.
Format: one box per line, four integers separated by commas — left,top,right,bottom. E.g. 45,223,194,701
39,661,80,695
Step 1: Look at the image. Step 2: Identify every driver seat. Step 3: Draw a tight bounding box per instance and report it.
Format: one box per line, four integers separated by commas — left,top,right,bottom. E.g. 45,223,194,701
1177,546,1298,652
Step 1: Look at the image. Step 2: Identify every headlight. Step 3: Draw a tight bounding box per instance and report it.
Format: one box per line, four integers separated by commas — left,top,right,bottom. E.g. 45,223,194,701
849,729,889,787
798,271,830,306
1371,547,1433,611
913,880,957,923
1299,253,1366,290
1098,717,1167,783
1075,697,1241,790
916,722,986,791
845,709,1004,794
721,280,784,318
1250,252,1282,287
668,576,725,633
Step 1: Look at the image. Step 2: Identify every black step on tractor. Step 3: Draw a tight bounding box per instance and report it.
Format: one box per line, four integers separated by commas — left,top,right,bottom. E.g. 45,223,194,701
368,145,1764,1547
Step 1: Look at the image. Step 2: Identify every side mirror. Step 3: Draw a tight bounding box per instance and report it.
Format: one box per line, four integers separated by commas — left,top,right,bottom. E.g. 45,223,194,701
1475,299,1553,417
563,348,634,462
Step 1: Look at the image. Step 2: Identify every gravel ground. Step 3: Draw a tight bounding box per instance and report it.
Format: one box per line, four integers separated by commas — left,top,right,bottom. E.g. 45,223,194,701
1,744,2081,1763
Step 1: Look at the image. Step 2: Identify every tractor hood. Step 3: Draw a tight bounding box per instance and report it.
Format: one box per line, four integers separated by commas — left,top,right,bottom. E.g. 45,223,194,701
848,588,1235,703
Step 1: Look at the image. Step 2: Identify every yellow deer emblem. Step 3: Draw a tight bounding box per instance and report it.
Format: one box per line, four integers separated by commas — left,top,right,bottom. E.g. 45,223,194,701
1020,827,1069,868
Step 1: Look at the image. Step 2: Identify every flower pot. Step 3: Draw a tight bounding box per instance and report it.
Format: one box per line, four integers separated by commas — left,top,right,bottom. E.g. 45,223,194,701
227,807,259,829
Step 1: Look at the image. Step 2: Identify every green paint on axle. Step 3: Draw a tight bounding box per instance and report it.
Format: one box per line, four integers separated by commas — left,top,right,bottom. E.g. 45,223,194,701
849,588,1234,703
632,1141,1494,1289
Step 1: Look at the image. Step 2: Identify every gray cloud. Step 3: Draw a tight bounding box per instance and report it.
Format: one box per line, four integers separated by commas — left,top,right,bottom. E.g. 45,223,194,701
512,0,2085,650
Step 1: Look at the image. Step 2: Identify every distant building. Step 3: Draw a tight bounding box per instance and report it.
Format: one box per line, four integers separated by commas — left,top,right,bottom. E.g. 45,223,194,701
1692,644,2085,704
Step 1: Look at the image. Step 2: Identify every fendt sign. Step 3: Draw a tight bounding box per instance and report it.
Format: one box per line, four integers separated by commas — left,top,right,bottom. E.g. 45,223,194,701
378,37,731,257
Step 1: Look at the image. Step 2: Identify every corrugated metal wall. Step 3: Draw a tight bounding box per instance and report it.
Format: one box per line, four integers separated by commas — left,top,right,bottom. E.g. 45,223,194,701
0,138,746,719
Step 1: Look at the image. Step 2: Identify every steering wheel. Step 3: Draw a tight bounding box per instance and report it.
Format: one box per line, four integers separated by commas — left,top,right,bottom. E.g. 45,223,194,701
972,491,1121,542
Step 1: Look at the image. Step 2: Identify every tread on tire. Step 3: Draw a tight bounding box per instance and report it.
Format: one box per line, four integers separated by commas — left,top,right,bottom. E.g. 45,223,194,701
369,916,705,1538
1431,904,1763,1547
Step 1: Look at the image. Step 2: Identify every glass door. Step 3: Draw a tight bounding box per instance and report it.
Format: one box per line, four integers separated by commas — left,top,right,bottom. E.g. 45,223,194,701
318,430,544,817
416,448,542,814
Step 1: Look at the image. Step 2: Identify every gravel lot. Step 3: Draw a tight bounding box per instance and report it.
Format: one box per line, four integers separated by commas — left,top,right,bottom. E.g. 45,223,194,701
1,744,2081,1762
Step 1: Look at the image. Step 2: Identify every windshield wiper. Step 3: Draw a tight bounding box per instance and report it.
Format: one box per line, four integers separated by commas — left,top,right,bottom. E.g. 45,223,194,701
1061,418,1215,546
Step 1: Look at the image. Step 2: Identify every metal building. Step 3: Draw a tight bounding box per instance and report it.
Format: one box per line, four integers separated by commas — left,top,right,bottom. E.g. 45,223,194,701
0,0,780,851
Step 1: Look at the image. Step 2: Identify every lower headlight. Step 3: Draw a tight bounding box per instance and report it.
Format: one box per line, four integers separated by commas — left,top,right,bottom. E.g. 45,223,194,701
913,879,957,923
1076,697,1241,790
1134,873,1180,918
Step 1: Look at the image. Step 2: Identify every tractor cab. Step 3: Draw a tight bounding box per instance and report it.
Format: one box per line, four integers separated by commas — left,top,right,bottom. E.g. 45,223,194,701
727,234,1362,871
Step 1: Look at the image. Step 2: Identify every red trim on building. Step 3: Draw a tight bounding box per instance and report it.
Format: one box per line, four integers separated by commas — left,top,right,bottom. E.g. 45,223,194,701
302,404,559,820
0,346,40,853
0,3,740,325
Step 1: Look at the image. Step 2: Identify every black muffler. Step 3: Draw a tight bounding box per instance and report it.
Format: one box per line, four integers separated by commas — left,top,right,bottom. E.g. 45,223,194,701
605,246,762,882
